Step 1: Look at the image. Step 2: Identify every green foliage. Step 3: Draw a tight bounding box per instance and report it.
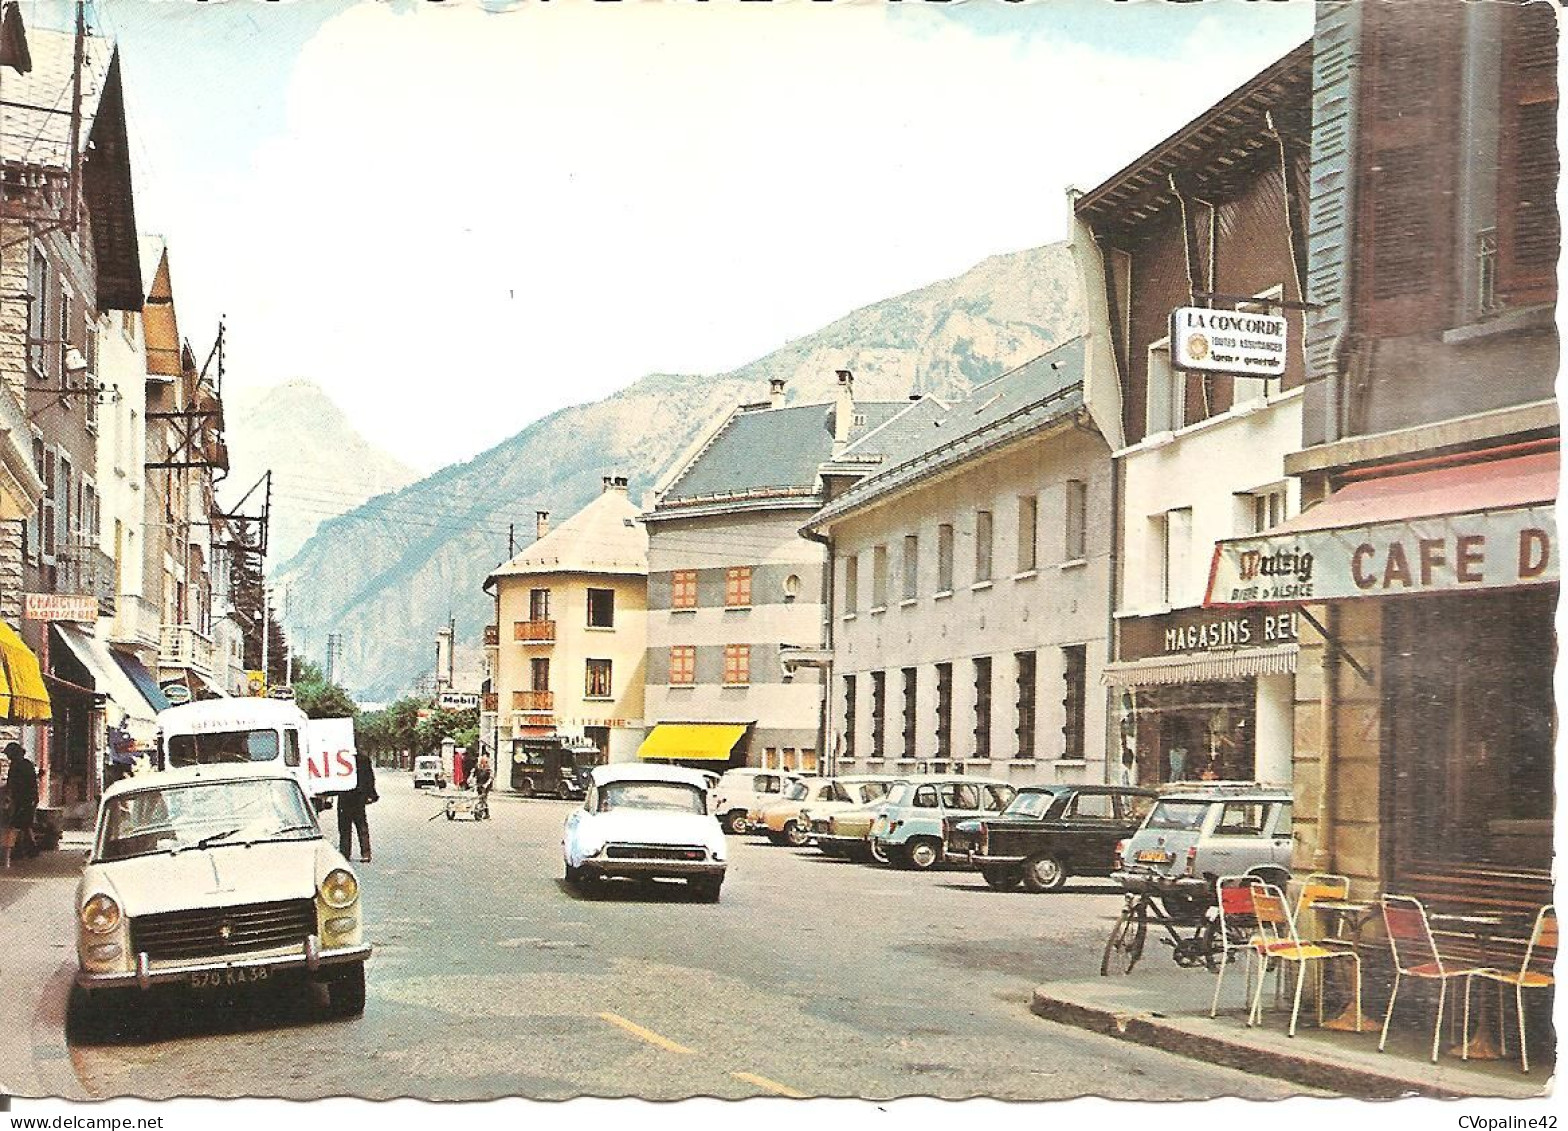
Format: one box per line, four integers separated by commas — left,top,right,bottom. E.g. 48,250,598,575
354,695,433,757
414,707,480,754
290,657,358,720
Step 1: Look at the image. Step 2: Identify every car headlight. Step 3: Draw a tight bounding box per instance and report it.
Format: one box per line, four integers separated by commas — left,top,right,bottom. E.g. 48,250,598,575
320,868,359,909
80,893,121,935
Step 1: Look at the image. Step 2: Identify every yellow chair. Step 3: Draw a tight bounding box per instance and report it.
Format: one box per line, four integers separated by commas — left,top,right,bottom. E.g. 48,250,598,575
1249,883,1362,1037
1465,905,1556,1073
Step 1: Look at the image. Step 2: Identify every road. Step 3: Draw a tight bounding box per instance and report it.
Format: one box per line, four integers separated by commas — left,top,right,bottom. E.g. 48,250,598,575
54,778,1307,1101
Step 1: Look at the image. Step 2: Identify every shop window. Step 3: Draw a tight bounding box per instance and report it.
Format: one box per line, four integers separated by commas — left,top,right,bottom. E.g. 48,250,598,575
842,675,856,759
722,644,750,686
1017,495,1038,572
974,510,993,582
871,545,888,608
843,555,858,612
671,570,698,610
668,646,695,686
937,524,954,592
1127,681,1256,784
870,671,886,759
902,534,919,600
901,667,917,758
725,566,752,608
1064,480,1087,562
585,658,613,699
586,588,615,628
529,588,550,621
1061,646,1086,760
935,662,953,758
973,657,992,759
1015,651,1036,759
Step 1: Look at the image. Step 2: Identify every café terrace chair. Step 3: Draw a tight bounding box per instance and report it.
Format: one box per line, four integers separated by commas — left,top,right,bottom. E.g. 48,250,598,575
1210,874,1265,1018
1465,905,1556,1073
1249,883,1362,1037
1379,894,1493,1064
1293,872,1353,948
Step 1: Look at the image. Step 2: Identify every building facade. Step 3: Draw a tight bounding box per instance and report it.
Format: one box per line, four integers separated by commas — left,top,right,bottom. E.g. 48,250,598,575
1082,44,1313,790
484,476,648,784
1207,1,1557,916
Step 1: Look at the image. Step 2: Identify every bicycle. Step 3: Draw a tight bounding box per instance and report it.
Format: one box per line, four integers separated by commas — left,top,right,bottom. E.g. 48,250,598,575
1099,886,1244,976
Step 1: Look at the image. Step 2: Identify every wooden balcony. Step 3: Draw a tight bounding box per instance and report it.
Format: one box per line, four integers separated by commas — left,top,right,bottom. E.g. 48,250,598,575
513,689,554,712
483,624,499,647
514,619,556,644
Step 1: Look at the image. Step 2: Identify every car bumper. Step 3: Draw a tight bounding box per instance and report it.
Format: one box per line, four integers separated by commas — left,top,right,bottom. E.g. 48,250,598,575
77,937,372,991
971,852,1026,866
1112,870,1207,897
583,860,726,880
813,834,864,853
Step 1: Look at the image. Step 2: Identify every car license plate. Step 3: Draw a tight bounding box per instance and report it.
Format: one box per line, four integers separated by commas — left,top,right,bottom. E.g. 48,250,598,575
189,966,270,989
1135,849,1172,864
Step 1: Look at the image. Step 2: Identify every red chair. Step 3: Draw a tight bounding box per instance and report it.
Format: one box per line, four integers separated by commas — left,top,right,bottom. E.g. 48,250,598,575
1465,905,1556,1073
1210,875,1266,1018
1380,894,1493,1063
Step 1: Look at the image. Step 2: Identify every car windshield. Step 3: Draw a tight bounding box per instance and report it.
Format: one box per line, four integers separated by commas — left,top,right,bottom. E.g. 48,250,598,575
598,780,707,815
782,781,810,801
167,729,279,766
1144,799,1211,832
417,759,439,770
1003,789,1060,818
98,778,319,862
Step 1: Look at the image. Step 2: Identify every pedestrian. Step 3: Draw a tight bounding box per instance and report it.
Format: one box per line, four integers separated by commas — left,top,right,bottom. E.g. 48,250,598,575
473,753,493,797
3,742,38,867
336,749,378,863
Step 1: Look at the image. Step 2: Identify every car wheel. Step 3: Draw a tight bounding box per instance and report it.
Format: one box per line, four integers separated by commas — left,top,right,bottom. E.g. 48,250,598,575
903,838,942,871
1021,853,1068,892
765,831,788,846
564,862,583,885
980,865,1024,890
692,878,722,903
724,811,749,835
867,839,889,865
783,820,810,848
323,962,367,1018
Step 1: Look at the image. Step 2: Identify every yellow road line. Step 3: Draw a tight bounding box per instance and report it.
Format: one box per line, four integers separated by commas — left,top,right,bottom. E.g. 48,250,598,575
597,1011,696,1055
731,1070,807,1098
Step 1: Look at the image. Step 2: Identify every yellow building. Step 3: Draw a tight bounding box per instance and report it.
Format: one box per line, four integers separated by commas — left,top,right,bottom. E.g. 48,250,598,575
483,477,648,789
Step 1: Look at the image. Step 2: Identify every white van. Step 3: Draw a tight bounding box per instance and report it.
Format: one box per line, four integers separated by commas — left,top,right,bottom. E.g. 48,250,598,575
710,768,804,834
157,699,358,803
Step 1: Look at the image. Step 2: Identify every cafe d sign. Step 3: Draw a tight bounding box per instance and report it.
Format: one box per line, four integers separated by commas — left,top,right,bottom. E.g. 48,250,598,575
1205,505,1556,607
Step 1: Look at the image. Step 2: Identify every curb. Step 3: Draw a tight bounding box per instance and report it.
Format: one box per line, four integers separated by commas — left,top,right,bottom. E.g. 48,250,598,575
1029,988,1495,1100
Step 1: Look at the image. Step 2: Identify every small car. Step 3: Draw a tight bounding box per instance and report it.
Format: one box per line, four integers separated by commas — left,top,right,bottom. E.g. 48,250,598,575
870,775,1016,870
812,796,898,863
757,776,894,847
562,764,728,901
412,755,446,790
710,768,803,834
948,784,1156,892
71,764,371,1029
1114,783,1293,917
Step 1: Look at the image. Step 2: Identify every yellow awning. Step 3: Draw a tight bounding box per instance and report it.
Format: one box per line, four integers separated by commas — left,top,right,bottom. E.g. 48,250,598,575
0,620,50,722
637,723,746,762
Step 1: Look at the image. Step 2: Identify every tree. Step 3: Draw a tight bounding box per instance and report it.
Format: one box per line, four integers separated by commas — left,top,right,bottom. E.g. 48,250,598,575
230,540,289,684
293,658,358,720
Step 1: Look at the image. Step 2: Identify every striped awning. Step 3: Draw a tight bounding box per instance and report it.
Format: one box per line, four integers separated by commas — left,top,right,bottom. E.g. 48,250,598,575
1101,644,1298,688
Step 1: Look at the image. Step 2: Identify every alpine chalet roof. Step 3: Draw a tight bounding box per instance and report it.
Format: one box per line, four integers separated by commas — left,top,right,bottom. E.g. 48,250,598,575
655,398,908,511
807,338,1089,530
486,486,648,584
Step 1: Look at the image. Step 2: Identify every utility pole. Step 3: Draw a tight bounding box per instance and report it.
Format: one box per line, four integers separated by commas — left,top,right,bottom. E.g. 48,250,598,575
261,584,270,688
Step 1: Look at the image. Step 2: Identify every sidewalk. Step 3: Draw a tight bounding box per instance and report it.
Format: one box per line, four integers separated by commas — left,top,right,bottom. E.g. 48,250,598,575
0,839,93,1100
1031,960,1552,1099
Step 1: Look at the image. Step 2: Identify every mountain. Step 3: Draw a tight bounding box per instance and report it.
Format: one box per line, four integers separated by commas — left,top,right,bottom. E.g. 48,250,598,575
222,380,420,566
274,241,1086,700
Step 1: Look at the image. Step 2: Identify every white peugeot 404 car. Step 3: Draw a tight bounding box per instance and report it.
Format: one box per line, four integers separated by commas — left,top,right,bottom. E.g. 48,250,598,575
72,764,371,1026
562,764,727,901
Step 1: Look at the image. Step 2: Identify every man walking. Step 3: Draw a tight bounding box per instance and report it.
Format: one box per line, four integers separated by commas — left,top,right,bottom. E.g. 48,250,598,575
336,750,378,863
3,742,38,867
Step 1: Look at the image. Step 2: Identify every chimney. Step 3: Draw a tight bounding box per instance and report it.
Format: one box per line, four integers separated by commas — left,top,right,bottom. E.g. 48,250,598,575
833,369,855,456
602,475,629,493
535,510,550,539
768,377,786,409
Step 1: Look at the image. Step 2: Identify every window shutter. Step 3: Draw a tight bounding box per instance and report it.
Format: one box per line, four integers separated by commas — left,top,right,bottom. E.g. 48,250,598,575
1498,1,1558,305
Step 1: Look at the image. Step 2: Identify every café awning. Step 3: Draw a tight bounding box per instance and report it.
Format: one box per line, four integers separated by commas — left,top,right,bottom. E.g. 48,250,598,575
1102,644,1298,687
637,723,748,762
52,623,158,743
1206,448,1558,608
0,619,49,721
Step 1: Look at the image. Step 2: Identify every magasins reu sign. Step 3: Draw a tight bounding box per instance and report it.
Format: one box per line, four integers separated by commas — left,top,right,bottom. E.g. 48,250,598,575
1170,307,1288,378
1205,504,1556,607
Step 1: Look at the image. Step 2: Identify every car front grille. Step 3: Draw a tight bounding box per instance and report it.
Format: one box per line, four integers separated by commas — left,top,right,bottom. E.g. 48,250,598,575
130,899,316,962
603,844,708,862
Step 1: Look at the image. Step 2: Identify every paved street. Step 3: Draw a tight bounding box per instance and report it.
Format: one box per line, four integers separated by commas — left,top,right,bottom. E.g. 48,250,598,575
45,776,1308,1102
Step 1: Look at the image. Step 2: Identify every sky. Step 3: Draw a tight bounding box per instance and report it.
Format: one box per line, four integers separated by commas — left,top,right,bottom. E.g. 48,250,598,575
30,0,1313,474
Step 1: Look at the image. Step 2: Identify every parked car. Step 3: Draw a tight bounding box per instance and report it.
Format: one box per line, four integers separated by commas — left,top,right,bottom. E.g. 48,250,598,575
71,764,371,1030
870,775,1016,870
757,776,894,846
812,795,899,863
947,784,1156,892
562,764,727,901
412,754,446,790
710,768,803,835
1113,783,1293,917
